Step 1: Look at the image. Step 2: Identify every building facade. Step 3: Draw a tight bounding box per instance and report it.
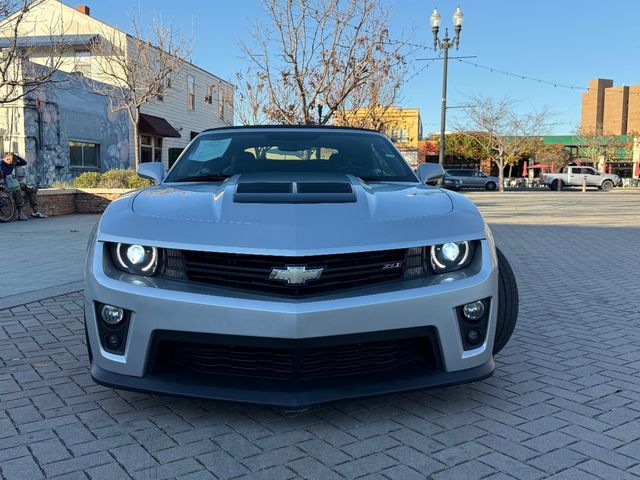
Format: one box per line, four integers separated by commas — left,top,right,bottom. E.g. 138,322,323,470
333,106,423,166
581,78,640,136
0,65,131,185
1,0,233,184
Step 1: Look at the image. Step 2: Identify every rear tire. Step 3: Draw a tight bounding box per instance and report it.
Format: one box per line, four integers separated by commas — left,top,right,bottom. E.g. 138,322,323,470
493,248,519,354
601,179,614,191
485,181,497,191
550,179,563,191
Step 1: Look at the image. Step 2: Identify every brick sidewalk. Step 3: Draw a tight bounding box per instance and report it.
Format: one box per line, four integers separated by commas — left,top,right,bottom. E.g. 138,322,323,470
1,197,640,479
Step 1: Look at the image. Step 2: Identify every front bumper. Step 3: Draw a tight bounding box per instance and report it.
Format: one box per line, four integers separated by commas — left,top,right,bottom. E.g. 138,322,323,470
85,240,499,406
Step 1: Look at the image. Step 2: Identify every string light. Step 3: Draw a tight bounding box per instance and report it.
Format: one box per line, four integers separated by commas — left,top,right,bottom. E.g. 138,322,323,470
454,58,640,96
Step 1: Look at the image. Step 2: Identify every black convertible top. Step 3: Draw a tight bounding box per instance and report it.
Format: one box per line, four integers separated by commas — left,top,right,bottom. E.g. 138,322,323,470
202,125,383,135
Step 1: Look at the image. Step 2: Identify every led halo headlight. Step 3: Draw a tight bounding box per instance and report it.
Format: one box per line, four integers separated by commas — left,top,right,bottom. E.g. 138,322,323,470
111,243,160,276
429,240,474,273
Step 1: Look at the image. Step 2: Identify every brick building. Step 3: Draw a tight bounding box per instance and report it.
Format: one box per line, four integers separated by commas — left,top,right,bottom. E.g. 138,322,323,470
581,78,640,135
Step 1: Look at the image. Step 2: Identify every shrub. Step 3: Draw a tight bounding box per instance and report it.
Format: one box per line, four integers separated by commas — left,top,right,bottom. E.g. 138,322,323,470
127,174,153,189
100,169,133,189
50,180,74,189
72,169,153,189
73,171,102,188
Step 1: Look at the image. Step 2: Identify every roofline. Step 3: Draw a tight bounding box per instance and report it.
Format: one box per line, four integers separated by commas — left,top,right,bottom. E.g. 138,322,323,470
38,1,234,88
201,125,385,134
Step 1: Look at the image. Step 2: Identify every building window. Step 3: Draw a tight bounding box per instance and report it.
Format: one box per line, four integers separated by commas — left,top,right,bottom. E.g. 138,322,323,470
74,50,91,76
187,74,195,111
69,141,99,168
168,147,183,169
140,135,162,163
205,85,214,104
217,84,230,118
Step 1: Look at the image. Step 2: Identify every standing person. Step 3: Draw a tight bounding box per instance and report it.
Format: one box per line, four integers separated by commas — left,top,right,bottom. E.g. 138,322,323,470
0,153,47,220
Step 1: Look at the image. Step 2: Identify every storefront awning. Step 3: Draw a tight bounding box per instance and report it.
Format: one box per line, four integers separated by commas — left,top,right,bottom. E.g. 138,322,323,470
139,113,181,138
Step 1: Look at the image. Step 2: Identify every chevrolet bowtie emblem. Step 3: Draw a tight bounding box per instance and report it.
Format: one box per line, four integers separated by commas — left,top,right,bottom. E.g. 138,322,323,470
269,265,324,285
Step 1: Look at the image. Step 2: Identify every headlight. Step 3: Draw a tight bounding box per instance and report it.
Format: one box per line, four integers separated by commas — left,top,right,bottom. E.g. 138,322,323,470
429,241,474,273
111,243,161,276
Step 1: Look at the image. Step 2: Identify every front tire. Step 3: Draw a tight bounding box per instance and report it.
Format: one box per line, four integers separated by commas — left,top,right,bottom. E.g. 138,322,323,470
485,181,497,191
493,248,519,354
84,308,93,362
601,179,614,191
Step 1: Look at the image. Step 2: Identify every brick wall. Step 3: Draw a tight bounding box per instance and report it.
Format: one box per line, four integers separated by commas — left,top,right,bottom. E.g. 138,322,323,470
581,78,613,134
18,188,131,217
603,86,629,135
627,85,640,134
76,191,127,214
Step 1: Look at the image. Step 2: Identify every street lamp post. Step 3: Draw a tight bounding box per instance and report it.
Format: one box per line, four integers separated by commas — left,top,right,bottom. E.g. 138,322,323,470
430,7,464,166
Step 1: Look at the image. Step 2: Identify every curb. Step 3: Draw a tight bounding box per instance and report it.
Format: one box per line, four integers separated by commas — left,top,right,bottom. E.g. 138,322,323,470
0,281,84,311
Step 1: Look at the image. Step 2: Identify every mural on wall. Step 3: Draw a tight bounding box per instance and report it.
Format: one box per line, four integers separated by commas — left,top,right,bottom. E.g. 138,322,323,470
21,73,130,186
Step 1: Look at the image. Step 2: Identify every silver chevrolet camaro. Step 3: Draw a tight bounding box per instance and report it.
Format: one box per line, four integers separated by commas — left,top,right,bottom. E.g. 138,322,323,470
85,126,518,407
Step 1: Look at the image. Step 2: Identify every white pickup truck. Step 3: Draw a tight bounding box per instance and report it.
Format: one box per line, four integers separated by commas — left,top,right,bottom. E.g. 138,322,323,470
542,166,620,191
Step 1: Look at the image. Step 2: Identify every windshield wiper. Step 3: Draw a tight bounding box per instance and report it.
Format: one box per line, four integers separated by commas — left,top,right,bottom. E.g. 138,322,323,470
174,173,233,182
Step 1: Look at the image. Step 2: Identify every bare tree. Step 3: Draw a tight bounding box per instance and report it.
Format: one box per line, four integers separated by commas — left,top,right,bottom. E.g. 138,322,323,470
0,0,67,104
574,127,630,171
239,0,407,126
87,18,192,166
234,68,269,126
459,96,552,192
332,64,405,132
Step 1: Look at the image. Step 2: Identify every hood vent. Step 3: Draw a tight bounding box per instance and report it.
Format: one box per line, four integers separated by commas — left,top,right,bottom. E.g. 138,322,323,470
297,182,352,194
234,181,356,204
237,182,293,194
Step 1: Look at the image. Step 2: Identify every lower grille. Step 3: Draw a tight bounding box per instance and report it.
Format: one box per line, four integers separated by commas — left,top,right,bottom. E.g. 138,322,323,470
151,330,439,383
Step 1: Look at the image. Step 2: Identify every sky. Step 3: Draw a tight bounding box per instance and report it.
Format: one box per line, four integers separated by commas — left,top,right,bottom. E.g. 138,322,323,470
85,0,640,135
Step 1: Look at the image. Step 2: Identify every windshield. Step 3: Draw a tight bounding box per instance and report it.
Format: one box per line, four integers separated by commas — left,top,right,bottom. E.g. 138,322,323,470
165,130,418,183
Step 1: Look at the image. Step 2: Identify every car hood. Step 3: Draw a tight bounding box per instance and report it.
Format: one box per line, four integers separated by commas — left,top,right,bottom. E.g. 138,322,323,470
99,174,487,255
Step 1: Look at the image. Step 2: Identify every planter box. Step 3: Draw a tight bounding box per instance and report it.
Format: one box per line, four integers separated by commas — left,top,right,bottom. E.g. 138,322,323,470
21,188,134,216
75,189,132,214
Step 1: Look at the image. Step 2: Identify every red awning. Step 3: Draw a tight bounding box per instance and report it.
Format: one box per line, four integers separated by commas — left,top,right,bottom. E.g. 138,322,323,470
139,113,181,138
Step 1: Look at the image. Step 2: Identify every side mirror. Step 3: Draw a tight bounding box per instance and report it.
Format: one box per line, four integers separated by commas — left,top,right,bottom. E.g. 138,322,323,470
137,162,165,184
417,163,445,185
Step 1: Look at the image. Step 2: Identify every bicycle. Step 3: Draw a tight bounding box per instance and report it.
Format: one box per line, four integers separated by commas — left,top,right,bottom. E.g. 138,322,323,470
0,183,16,222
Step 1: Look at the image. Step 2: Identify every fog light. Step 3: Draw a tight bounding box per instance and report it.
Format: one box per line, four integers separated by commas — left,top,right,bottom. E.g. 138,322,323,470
104,333,121,349
100,305,124,325
462,300,485,321
466,328,483,345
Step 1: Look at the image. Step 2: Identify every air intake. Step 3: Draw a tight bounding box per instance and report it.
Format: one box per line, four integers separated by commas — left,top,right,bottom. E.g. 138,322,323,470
234,181,356,203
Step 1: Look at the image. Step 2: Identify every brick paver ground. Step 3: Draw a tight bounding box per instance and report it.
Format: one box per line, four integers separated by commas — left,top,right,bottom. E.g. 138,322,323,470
1,191,640,479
